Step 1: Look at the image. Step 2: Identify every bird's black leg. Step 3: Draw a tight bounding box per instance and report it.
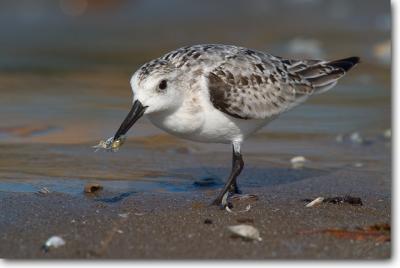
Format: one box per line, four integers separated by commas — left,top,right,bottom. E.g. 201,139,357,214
211,142,244,206
229,146,242,194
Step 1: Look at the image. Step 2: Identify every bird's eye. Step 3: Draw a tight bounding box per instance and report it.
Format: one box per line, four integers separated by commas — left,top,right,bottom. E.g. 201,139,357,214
158,80,167,90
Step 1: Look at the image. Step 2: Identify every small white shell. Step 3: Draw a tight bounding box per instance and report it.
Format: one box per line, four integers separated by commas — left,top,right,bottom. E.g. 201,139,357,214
306,197,324,207
227,224,262,241
350,132,363,144
290,156,307,169
44,236,66,249
38,187,50,195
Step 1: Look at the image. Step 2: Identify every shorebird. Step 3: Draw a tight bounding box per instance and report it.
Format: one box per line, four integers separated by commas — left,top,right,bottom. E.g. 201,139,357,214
104,44,359,206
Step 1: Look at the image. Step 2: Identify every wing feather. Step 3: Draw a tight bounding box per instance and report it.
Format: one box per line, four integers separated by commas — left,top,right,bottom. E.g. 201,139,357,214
207,49,359,120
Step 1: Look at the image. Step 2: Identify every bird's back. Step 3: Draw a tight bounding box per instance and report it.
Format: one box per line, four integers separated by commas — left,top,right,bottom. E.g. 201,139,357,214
159,44,359,120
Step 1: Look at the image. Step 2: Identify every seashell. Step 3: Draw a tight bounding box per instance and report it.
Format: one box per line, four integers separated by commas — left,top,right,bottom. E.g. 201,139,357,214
290,156,307,169
305,197,324,207
42,236,65,252
84,183,103,193
227,224,262,241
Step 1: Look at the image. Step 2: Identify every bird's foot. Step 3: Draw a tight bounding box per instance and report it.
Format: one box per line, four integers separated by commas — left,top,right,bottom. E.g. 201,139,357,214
229,185,242,195
210,191,233,208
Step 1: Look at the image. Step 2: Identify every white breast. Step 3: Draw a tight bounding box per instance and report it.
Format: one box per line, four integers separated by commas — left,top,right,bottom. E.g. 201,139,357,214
147,88,270,144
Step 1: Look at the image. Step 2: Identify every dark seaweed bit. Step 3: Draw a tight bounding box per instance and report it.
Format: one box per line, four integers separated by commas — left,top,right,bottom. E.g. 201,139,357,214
204,218,213,224
324,195,363,206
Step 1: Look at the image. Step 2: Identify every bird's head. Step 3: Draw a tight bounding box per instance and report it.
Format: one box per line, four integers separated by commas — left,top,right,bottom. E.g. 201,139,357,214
113,59,184,140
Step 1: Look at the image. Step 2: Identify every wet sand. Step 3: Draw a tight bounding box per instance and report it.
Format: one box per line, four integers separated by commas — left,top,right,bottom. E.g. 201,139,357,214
0,136,391,259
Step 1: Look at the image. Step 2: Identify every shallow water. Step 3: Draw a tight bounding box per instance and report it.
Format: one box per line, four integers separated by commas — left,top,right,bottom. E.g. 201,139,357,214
0,0,391,195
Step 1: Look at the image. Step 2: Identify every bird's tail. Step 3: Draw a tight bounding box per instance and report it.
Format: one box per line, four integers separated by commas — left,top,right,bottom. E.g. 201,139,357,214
289,56,360,94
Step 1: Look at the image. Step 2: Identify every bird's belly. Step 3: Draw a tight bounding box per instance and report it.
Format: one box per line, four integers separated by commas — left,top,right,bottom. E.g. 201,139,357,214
199,112,270,143
146,110,205,141
147,107,269,144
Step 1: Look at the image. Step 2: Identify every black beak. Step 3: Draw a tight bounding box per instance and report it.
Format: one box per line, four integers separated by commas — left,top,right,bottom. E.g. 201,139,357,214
113,100,146,140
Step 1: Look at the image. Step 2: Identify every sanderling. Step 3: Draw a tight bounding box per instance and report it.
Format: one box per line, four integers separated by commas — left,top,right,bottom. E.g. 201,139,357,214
99,44,359,206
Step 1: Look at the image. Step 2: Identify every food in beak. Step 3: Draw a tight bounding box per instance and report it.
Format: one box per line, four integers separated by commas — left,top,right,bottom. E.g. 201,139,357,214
93,135,126,152
93,100,146,152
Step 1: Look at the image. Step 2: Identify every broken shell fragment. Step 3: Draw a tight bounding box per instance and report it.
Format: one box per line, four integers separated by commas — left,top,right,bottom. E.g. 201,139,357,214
93,136,126,152
290,156,307,169
227,224,262,241
306,197,324,207
349,132,364,144
84,183,103,193
37,187,50,195
42,236,65,252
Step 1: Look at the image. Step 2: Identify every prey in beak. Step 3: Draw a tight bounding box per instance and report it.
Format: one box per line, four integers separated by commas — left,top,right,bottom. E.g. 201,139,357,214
93,100,146,152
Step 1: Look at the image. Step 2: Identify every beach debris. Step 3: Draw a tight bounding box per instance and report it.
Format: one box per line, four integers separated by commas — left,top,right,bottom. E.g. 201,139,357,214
134,212,146,216
305,197,324,207
227,224,262,241
42,236,66,252
303,195,363,206
84,183,103,193
37,187,50,195
299,223,390,243
349,132,364,144
93,135,126,152
336,132,374,145
204,218,213,224
118,213,129,218
290,156,307,169
324,196,363,205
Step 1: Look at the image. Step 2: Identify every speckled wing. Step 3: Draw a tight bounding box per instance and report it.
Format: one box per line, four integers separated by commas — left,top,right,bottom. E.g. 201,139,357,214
207,48,359,120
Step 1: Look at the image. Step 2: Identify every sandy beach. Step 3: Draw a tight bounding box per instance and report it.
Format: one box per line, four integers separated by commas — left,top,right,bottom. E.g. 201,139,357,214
0,135,391,259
